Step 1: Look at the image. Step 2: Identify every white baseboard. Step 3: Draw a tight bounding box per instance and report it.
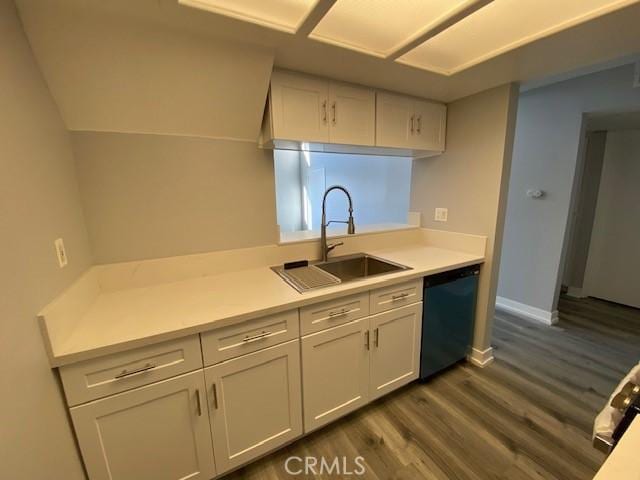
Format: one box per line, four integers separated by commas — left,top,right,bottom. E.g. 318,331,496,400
566,286,587,298
495,296,559,326
468,347,494,367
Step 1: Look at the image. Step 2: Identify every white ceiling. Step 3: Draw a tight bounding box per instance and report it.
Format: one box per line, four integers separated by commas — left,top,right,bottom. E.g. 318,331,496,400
309,0,470,58
16,0,640,103
399,0,638,74
180,0,640,75
179,0,316,33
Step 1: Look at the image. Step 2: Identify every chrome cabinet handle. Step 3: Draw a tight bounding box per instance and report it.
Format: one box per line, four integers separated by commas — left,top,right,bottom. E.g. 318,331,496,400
196,389,203,416
364,331,370,350
410,115,414,134
374,327,379,347
328,308,351,318
322,100,327,124
114,362,156,379
243,331,271,343
212,383,219,409
332,101,336,124
416,115,422,133
391,292,410,301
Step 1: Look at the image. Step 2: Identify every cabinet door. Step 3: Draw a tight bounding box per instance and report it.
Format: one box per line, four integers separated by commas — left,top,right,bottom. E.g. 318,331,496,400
205,339,302,474
411,100,446,151
370,302,422,401
301,318,370,432
270,70,329,143
375,92,413,148
328,81,375,146
70,370,216,480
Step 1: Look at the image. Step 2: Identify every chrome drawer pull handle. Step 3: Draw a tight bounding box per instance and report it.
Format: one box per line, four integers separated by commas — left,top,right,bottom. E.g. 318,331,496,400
328,308,351,318
243,331,271,343
391,292,410,301
114,362,156,379
212,383,219,409
195,389,203,417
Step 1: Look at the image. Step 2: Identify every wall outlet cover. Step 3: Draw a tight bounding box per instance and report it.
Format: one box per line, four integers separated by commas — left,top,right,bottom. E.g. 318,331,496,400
54,238,68,268
435,208,448,222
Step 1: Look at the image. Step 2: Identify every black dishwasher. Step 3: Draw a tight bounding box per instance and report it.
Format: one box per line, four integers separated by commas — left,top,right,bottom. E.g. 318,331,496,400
420,265,480,380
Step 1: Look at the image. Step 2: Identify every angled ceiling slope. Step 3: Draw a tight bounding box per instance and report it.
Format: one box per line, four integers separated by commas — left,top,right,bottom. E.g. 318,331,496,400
180,0,640,76
17,0,275,140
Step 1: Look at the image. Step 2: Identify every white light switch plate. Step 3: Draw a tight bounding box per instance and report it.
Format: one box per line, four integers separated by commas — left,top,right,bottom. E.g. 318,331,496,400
54,238,68,268
435,208,448,222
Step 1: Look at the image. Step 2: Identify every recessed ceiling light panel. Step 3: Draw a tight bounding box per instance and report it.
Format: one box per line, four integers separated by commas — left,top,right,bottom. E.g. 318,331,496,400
399,0,640,74
310,0,471,57
179,0,317,33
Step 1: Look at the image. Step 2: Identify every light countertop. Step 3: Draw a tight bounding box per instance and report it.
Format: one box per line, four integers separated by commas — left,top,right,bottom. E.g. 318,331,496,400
593,417,640,480
46,243,484,366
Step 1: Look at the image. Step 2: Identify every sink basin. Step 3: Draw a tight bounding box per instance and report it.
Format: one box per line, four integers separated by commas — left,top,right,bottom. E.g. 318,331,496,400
315,253,410,282
272,253,411,293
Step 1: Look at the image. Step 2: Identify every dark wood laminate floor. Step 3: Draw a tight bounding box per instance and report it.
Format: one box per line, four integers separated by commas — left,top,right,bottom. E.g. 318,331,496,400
224,296,640,480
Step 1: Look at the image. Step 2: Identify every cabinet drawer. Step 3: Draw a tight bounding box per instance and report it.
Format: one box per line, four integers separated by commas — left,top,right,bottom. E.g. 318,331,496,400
300,291,369,335
370,279,423,314
201,310,299,366
60,336,203,407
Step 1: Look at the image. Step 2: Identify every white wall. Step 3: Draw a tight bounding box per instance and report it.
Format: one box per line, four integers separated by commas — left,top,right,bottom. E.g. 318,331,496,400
498,65,640,315
308,153,412,230
583,130,640,308
563,131,607,290
411,83,519,355
73,132,278,263
0,3,91,478
274,150,303,233
16,0,288,265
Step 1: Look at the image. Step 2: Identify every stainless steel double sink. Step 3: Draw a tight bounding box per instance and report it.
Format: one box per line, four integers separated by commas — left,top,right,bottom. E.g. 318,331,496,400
273,253,411,293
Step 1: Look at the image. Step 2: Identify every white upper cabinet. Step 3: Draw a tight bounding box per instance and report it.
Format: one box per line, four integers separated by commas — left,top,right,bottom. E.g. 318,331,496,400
262,70,446,158
411,99,447,151
376,92,447,152
70,370,216,480
269,70,330,143
267,70,375,147
327,81,376,146
375,92,413,149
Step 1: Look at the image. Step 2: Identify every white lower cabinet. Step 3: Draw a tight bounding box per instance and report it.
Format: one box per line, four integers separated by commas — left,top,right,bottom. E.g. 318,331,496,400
369,303,422,400
301,302,423,432
204,339,303,475
70,370,216,480
301,318,370,432
66,287,425,480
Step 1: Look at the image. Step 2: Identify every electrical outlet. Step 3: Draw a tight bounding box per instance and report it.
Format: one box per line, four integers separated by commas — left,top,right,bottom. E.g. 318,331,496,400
435,208,448,222
54,238,68,268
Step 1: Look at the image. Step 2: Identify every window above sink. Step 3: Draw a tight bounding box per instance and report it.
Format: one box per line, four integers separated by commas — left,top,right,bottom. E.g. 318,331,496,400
274,149,415,244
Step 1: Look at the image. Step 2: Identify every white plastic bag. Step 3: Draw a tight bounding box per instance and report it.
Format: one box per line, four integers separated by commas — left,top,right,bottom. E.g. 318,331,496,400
593,361,640,440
